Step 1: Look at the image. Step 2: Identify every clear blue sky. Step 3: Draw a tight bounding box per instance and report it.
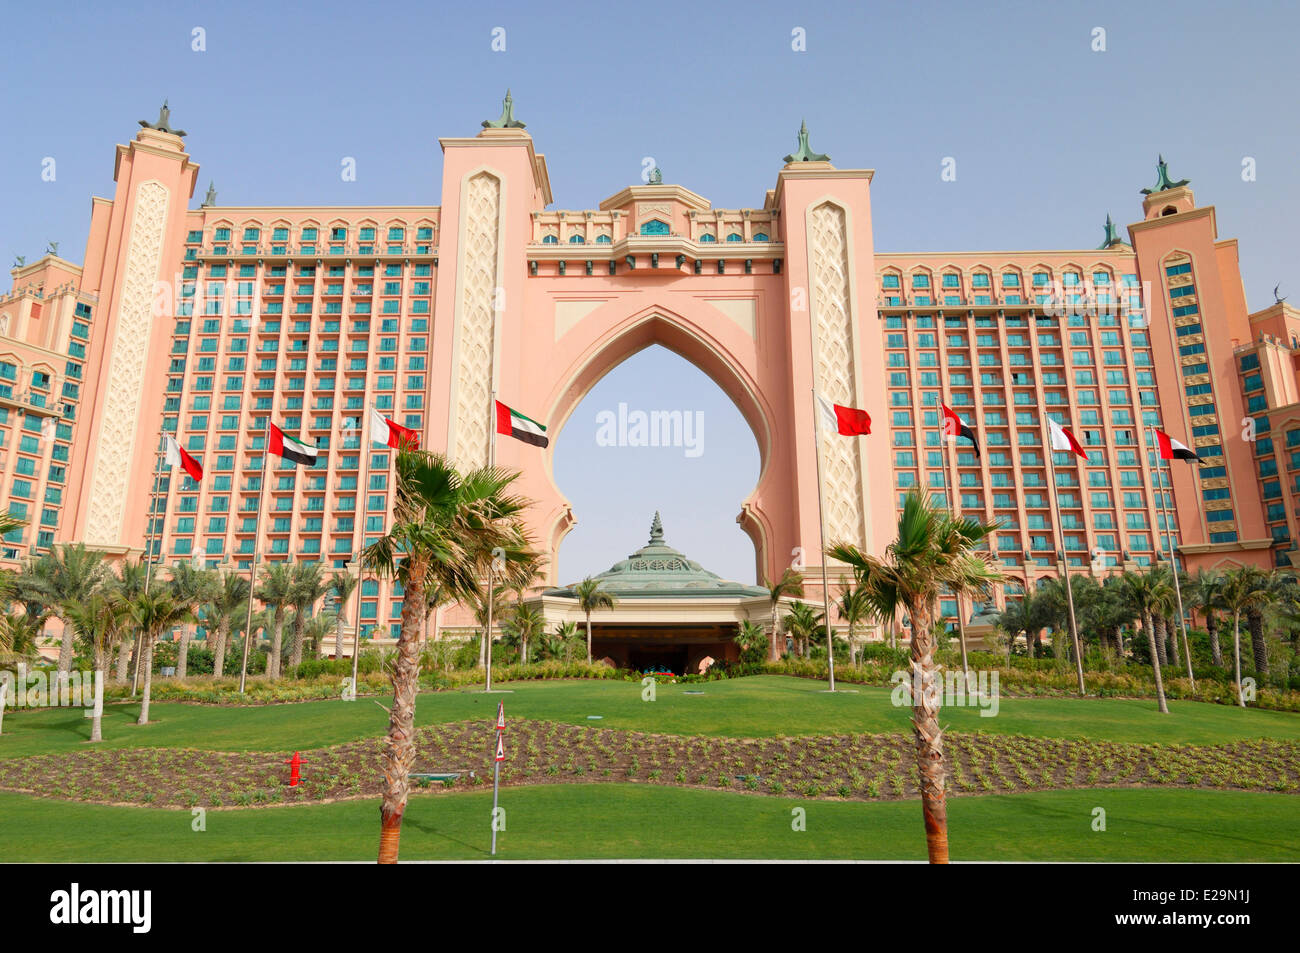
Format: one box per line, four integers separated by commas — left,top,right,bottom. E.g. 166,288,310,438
2,0,1295,583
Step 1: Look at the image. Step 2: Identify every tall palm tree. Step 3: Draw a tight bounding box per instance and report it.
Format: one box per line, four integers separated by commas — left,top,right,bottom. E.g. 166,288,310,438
361,449,536,865
573,577,617,664
993,595,1033,659
287,560,329,669
126,591,193,725
501,603,545,664
21,543,108,679
327,571,359,662
207,572,250,677
302,611,337,660
782,601,824,659
255,562,295,680
837,584,871,667
1119,569,1173,713
1218,565,1272,707
830,490,1001,865
542,620,581,662
762,568,804,661
112,559,148,683
64,594,128,742
1246,570,1280,677
167,562,218,679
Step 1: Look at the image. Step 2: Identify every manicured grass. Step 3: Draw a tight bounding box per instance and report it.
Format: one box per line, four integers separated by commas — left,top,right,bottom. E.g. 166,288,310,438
2,785,1295,862
3,675,1299,757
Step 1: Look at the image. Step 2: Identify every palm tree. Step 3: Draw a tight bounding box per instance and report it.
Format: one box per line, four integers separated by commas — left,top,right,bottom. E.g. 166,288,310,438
21,543,108,679
1119,569,1173,713
837,584,871,667
830,490,1001,865
126,591,193,725
302,611,337,660
734,619,768,663
64,594,128,742
207,573,250,677
782,601,824,659
327,571,359,662
541,620,581,662
420,582,450,649
762,568,804,661
993,595,1033,660
1246,570,1280,677
287,561,329,669
167,562,218,679
501,603,545,664
573,577,617,665
112,559,148,683
1218,565,1272,707
361,449,536,864
255,562,295,680
472,582,512,669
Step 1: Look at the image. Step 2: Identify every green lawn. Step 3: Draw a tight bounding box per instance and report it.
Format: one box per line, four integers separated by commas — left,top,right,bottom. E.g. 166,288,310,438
3,785,1295,862
3,675,1298,757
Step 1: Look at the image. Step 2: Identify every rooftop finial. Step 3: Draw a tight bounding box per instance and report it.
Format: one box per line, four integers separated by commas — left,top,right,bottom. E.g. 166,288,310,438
649,511,664,543
139,98,187,137
783,119,830,164
1098,213,1125,249
201,181,217,207
1141,155,1189,195
482,89,526,129
647,165,663,185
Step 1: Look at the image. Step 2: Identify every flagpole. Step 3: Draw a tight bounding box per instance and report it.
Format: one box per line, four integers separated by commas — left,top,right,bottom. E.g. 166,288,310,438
237,428,270,694
134,431,171,695
1040,414,1087,694
810,389,835,692
940,413,971,684
352,411,374,692
1150,426,1196,690
484,389,498,693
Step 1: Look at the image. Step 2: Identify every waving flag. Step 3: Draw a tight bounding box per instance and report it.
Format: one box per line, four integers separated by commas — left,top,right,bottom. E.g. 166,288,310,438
1155,429,1200,462
941,403,980,458
1048,417,1089,461
816,394,872,436
495,401,548,448
268,424,319,466
369,408,419,450
163,433,203,483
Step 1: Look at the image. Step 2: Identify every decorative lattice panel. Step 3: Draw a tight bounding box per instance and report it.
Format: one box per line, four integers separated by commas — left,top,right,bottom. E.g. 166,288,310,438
84,180,169,547
452,171,502,467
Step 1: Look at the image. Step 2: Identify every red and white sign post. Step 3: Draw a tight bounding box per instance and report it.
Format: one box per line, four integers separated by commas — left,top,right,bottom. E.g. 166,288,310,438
491,701,505,856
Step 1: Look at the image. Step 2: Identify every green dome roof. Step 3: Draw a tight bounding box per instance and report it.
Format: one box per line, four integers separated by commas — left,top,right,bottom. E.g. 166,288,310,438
549,512,768,599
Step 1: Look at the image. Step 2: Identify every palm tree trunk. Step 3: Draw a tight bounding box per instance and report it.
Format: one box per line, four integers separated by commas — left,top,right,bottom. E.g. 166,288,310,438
334,612,345,662
1247,610,1268,676
90,669,104,742
177,627,191,679
137,634,155,725
906,598,948,864
1143,611,1168,714
114,639,131,684
58,623,74,677
1166,614,1181,669
585,614,593,664
377,563,425,864
769,606,780,661
289,612,305,670
1152,616,1168,667
213,621,229,678
1205,613,1223,667
1233,611,1246,708
269,611,285,680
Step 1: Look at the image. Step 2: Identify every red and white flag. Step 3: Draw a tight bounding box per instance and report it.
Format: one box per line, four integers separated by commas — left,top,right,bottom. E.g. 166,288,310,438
164,433,203,482
1155,429,1199,462
369,408,419,450
816,394,871,436
1047,418,1088,461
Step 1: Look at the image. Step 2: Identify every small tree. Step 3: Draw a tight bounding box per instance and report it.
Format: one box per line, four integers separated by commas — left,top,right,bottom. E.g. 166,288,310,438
573,577,617,664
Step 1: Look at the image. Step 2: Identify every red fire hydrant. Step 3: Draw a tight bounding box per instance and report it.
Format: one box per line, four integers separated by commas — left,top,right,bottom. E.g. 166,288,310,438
284,751,307,787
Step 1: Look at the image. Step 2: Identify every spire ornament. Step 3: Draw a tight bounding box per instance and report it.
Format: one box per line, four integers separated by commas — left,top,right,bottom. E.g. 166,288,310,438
1140,155,1189,195
649,511,664,544
1097,213,1125,249
139,99,187,137
482,89,526,129
201,182,217,207
783,120,830,164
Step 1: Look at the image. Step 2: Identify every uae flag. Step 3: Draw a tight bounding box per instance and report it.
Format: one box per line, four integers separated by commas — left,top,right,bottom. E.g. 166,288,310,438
369,408,419,450
163,433,203,483
1048,417,1089,461
268,423,319,467
941,403,980,458
816,394,872,436
495,400,548,448
1156,429,1200,462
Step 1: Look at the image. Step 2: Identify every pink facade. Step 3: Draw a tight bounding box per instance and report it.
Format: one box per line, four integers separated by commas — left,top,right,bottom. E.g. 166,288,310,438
0,105,1291,640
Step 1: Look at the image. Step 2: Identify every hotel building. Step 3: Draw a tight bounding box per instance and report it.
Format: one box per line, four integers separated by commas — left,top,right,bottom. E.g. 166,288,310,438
1,97,1295,647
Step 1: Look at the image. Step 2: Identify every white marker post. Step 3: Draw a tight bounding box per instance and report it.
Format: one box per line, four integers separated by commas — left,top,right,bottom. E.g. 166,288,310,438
0,679,7,737
491,700,505,856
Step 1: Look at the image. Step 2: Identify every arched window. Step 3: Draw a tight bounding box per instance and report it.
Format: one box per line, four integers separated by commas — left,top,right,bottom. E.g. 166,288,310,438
640,219,670,236
699,233,716,243
596,234,612,244
568,234,585,244
726,233,743,242
752,233,769,242
541,235,558,244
